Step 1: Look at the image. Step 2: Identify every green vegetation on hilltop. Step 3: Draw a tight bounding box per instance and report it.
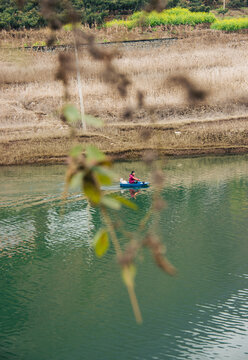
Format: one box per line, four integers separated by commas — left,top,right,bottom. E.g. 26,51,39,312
106,7,248,31
0,0,248,30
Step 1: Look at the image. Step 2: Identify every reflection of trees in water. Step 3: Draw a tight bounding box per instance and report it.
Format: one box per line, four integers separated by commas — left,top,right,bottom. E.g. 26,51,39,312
160,179,248,286
31,205,51,256
0,208,36,258
228,178,248,219
0,200,97,259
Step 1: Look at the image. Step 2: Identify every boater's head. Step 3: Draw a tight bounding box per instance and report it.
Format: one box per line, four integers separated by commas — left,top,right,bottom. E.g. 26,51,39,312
131,171,135,176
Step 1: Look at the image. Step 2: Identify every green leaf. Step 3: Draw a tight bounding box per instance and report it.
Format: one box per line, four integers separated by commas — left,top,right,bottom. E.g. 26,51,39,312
101,196,121,210
86,145,106,162
83,174,101,205
63,104,81,124
69,144,83,158
70,172,83,189
84,114,103,128
94,166,113,186
113,195,138,210
94,229,109,257
122,265,136,288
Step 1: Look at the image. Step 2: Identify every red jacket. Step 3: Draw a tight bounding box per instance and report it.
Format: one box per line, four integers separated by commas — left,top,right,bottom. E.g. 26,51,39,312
129,174,135,184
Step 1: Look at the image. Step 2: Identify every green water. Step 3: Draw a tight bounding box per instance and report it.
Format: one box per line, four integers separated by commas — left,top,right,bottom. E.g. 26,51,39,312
0,156,248,360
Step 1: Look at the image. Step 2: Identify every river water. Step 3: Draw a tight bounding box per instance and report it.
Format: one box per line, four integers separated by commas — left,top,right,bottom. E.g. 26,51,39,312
0,156,248,360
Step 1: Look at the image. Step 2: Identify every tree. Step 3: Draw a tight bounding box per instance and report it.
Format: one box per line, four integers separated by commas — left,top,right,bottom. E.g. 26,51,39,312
0,0,149,29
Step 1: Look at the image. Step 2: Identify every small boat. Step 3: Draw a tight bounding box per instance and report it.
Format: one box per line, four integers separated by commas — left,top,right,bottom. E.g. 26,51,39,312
120,181,150,188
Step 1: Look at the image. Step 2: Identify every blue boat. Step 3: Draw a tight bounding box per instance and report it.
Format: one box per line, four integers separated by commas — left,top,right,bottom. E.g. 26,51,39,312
120,181,150,188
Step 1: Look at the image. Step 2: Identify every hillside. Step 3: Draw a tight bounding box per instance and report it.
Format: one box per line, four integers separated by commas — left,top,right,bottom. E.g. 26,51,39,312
1,31,248,165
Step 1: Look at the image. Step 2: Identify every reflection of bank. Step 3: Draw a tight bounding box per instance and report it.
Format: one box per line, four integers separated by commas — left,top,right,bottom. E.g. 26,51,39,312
0,219,36,257
0,199,95,258
45,202,95,248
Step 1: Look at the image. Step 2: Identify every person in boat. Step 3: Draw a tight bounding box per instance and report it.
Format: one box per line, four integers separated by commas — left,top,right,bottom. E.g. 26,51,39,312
129,171,140,184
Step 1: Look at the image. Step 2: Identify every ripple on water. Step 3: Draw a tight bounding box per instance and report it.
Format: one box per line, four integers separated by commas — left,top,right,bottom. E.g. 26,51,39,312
1,158,248,360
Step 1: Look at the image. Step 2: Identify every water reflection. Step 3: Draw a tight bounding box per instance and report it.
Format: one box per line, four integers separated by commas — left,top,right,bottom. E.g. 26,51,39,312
0,156,248,360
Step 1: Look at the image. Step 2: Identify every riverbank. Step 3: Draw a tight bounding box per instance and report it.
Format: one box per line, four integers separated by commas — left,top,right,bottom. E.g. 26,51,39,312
1,31,248,165
1,118,248,165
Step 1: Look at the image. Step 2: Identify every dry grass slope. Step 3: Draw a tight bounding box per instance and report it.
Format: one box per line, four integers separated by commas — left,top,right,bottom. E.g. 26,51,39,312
0,31,248,165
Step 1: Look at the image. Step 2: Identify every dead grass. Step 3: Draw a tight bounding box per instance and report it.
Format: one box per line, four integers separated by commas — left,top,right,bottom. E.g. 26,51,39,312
0,30,248,165
0,25,198,48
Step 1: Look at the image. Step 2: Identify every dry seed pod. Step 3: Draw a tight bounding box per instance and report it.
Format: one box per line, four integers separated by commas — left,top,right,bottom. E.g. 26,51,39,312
143,150,157,165
117,74,131,97
118,241,140,267
65,164,78,184
46,35,56,47
85,37,118,62
143,233,161,249
49,17,62,31
65,9,80,24
136,90,145,108
40,0,59,23
74,30,92,45
55,53,74,85
168,75,208,102
154,198,166,211
152,169,164,187
114,219,124,228
154,254,177,276
123,107,134,119
103,63,118,84
141,128,152,141
145,0,167,12
143,234,176,276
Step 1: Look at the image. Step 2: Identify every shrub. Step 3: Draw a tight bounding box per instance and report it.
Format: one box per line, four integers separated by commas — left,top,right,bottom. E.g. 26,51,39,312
0,0,45,30
188,0,211,12
0,0,148,29
211,17,248,31
216,7,229,15
106,8,217,28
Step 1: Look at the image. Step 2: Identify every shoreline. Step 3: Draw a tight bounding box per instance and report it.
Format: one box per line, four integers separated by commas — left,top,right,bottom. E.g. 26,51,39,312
1,142,248,166
1,149,247,167
1,117,248,166
1,150,248,167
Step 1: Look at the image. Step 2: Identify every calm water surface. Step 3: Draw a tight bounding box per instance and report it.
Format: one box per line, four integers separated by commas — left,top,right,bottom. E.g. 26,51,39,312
0,156,248,360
